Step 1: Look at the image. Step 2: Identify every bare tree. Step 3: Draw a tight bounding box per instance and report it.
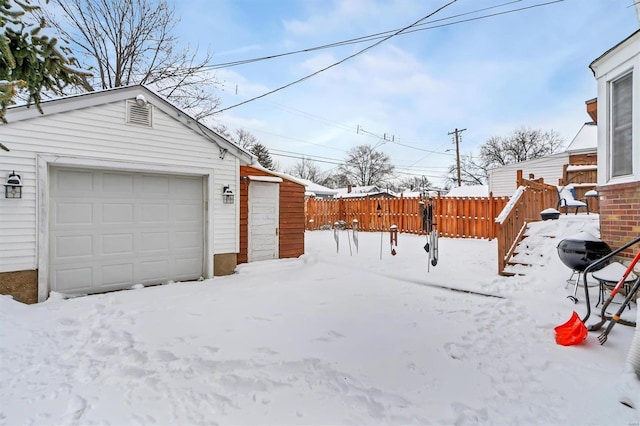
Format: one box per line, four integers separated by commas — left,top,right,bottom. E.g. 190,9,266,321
212,125,259,149
447,127,565,185
480,127,564,167
286,158,324,182
43,0,220,120
445,154,487,186
234,128,259,149
340,145,395,186
397,175,432,192
321,171,350,189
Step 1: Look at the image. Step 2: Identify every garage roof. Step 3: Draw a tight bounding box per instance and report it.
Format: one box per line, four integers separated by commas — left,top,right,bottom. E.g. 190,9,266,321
4,85,254,164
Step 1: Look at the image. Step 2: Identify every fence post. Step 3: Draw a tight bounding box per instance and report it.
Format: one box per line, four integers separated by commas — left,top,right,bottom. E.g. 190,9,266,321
307,196,314,230
489,192,495,240
516,169,523,187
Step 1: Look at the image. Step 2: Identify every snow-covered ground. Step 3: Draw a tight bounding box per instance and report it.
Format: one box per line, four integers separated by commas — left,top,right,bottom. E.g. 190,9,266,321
1,214,639,425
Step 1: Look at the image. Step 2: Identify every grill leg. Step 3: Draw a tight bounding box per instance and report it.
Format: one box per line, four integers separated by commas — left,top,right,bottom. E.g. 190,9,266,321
567,271,582,303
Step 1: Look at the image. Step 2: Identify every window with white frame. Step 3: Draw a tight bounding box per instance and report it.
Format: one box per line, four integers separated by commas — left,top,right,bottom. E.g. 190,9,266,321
610,72,633,178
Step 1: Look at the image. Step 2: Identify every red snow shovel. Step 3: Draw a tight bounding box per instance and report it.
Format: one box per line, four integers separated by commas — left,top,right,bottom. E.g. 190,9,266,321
554,311,588,346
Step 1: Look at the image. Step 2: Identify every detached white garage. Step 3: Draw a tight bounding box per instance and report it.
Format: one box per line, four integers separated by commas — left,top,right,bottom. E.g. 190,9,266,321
0,86,254,303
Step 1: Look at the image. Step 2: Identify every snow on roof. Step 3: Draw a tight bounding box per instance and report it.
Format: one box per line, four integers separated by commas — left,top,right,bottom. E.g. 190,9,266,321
296,178,337,195
445,185,489,197
334,185,380,194
565,122,597,153
247,164,307,187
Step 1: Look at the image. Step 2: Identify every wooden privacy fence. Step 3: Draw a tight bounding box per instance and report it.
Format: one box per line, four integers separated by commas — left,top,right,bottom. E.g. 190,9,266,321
495,175,559,275
305,194,509,240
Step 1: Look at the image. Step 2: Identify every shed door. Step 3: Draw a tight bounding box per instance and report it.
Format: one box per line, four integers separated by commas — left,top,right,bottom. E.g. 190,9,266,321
248,181,279,262
49,168,204,295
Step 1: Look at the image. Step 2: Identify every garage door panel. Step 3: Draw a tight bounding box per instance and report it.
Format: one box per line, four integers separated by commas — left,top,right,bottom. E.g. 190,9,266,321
141,203,170,223
102,173,134,193
56,235,93,258
142,175,170,194
50,168,204,295
55,267,93,292
55,203,93,225
141,232,169,252
139,260,169,282
173,178,202,198
102,203,134,224
175,257,202,278
175,231,200,249
175,203,202,222
56,170,94,193
102,264,134,286
101,233,134,255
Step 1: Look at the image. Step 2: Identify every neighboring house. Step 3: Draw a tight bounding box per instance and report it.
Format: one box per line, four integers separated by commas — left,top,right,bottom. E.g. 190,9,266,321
488,153,568,196
444,185,490,197
334,185,396,198
487,122,598,197
238,165,305,264
0,86,254,303
297,178,338,199
590,29,640,258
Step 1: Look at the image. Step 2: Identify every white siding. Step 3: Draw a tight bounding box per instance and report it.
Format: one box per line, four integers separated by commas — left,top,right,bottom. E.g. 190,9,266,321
488,153,568,197
592,32,640,186
0,99,238,275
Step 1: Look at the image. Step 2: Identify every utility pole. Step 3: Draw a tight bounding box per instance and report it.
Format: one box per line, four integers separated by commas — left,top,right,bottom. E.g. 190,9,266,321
448,128,466,187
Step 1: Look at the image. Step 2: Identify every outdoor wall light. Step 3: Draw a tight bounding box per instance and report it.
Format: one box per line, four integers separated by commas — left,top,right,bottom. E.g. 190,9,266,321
223,185,235,204
4,171,22,199
135,94,148,107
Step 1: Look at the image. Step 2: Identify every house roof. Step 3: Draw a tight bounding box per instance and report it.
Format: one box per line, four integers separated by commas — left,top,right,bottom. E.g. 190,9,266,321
335,185,380,195
589,29,640,74
295,178,338,197
4,85,254,164
445,185,489,197
565,122,597,153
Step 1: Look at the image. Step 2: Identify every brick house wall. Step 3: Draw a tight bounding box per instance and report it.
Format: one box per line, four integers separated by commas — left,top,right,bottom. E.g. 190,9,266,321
0,270,38,304
597,181,640,259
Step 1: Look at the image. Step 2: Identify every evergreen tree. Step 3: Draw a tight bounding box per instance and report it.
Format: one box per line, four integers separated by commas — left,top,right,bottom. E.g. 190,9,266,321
0,0,91,123
250,142,277,171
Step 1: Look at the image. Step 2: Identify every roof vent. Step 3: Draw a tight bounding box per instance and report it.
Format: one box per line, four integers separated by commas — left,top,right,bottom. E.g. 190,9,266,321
126,100,152,127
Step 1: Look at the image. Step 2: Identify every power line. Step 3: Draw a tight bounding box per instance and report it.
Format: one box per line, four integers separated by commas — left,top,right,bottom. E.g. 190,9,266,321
211,0,567,147
204,0,540,71
215,0,459,113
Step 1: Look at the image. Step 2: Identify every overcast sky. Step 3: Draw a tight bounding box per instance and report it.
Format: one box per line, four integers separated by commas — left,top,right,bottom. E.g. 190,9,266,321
173,0,639,187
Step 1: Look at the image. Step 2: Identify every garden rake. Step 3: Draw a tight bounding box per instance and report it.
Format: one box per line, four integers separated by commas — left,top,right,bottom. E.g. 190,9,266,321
597,274,640,345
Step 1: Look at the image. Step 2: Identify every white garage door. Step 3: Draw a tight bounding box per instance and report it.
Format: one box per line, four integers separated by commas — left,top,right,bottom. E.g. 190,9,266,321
49,168,204,295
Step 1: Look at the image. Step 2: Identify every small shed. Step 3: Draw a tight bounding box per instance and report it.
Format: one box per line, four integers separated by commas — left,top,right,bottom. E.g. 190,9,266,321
238,166,305,263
